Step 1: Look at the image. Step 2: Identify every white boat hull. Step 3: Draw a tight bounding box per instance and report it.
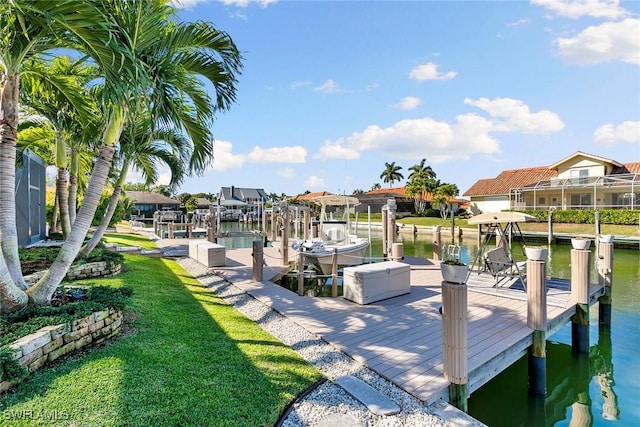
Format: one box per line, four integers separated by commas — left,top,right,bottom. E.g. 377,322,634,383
299,239,369,275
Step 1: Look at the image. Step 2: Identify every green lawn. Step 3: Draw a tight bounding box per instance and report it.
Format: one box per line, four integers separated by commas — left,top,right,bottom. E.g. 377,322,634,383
101,232,159,250
0,254,322,426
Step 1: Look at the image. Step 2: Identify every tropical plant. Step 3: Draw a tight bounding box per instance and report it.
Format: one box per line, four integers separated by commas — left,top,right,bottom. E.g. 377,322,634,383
431,183,460,220
379,162,404,187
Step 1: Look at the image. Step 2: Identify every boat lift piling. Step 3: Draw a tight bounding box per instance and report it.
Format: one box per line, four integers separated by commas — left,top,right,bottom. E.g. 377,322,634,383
571,247,591,354
598,238,614,327
527,254,547,396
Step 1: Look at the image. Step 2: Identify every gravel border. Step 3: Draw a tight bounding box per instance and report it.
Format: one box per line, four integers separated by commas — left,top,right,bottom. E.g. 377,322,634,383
178,257,484,427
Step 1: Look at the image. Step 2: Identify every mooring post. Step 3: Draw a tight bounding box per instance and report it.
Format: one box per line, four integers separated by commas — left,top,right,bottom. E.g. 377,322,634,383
381,206,388,260
252,240,263,282
547,208,555,245
571,248,591,354
271,207,277,243
280,202,289,267
297,248,304,296
386,199,397,259
167,222,174,239
597,237,614,327
433,226,442,260
442,279,468,412
526,255,547,396
391,243,404,262
303,209,310,240
331,248,338,298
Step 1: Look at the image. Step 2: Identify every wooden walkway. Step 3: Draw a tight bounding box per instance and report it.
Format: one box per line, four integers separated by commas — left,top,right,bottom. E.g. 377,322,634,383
206,246,605,404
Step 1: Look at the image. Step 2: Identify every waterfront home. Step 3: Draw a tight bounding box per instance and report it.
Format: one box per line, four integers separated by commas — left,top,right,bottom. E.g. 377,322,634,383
463,151,640,214
126,191,181,219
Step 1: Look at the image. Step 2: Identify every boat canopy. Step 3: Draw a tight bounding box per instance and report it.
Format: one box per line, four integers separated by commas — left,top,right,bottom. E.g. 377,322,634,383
467,211,538,225
311,195,361,207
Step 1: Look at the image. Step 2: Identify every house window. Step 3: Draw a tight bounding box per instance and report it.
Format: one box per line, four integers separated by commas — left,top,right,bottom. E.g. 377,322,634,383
570,193,591,208
551,197,557,206
538,197,546,205
570,169,589,185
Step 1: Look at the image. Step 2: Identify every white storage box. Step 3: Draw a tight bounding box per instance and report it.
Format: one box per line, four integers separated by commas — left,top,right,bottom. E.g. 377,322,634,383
197,242,226,267
343,261,410,305
188,240,202,260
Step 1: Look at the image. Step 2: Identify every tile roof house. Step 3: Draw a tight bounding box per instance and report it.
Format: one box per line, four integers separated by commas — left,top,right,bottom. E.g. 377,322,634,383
218,186,268,210
463,151,640,214
126,191,181,218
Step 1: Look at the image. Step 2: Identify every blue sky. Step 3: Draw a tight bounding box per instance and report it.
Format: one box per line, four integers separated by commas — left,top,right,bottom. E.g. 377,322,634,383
153,0,640,198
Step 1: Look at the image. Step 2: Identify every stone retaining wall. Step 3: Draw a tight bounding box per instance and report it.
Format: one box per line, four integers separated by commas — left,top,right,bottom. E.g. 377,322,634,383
0,309,123,393
24,261,122,284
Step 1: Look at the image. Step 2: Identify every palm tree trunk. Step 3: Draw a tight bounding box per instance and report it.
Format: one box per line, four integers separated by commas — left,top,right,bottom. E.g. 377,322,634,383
79,161,129,258
0,72,29,292
68,149,79,226
27,105,125,305
56,134,71,237
52,188,59,234
0,248,29,312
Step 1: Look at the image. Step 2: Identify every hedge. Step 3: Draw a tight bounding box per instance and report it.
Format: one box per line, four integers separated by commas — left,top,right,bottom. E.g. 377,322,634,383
515,209,640,225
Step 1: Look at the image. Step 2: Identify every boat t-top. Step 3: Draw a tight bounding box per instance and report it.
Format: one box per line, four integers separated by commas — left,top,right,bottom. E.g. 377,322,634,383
292,195,369,274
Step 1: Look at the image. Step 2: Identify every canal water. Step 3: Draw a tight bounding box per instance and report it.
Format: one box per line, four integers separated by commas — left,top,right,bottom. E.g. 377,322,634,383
219,222,640,426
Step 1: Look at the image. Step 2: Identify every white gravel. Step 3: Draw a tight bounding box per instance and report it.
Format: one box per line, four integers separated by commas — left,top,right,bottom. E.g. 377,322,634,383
178,257,484,427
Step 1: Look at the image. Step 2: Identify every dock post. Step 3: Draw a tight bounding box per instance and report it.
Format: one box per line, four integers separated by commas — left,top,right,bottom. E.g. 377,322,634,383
331,248,338,298
168,222,174,239
547,208,554,245
386,199,397,259
381,207,388,259
527,257,547,395
271,208,277,243
433,226,442,261
571,248,591,354
303,209,310,240
441,279,468,412
252,240,263,282
597,237,614,327
391,243,403,262
281,202,289,267
297,249,304,296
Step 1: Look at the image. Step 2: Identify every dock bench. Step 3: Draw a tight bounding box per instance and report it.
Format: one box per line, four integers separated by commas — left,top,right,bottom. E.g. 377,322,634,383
343,261,410,305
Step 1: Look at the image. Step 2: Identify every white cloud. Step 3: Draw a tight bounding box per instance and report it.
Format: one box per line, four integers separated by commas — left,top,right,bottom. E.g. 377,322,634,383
409,62,457,81
464,97,565,133
221,0,278,8
314,139,361,160
315,79,340,93
555,18,640,64
171,0,208,8
531,0,628,20
211,140,307,171
314,98,564,163
395,96,422,110
211,140,245,171
290,80,311,89
246,146,307,163
593,120,640,144
507,18,532,27
305,175,326,188
277,168,296,179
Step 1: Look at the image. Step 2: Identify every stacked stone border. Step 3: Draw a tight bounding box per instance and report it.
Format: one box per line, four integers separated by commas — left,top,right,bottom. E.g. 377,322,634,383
24,261,122,285
0,309,123,393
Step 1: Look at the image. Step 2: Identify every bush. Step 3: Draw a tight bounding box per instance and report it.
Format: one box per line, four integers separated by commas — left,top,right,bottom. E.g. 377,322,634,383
0,345,28,383
515,209,640,225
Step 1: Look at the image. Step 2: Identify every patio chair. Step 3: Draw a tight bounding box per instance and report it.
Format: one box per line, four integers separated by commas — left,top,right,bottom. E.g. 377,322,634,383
484,246,526,289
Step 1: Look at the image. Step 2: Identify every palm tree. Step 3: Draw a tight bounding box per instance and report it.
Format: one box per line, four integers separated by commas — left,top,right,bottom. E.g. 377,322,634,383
26,0,242,306
379,162,404,188
0,0,109,310
408,158,436,181
79,116,190,257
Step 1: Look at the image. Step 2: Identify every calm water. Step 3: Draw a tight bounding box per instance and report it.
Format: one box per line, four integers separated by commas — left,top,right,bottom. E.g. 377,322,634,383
220,222,640,426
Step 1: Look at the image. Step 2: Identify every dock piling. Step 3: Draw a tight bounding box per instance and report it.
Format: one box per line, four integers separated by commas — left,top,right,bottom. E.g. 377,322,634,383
597,239,614,327
570,248,591,354
433,226,442,261
441,279,468,412
527,258,547,395
252,241,263,282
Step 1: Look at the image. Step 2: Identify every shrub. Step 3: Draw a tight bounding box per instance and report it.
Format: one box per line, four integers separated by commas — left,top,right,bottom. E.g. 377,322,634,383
0,346,28,383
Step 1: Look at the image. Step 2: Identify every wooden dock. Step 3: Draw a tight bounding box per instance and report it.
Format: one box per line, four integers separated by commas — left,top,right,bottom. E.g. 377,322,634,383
206,246,605,404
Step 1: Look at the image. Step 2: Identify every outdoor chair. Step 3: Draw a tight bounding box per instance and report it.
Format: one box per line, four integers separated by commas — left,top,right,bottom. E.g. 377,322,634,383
484,246,526,289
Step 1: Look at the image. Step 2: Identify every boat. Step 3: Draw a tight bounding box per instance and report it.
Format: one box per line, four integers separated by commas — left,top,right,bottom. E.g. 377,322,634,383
292,195,369,274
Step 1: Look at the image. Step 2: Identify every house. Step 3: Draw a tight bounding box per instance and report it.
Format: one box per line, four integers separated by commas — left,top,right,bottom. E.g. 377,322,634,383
126,191,181,218
217,186,268,212
353,187,415,214
463,151,640,214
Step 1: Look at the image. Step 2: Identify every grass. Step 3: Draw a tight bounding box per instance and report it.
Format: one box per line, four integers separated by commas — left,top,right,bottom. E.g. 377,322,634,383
0,253,322,426
101,232,159,250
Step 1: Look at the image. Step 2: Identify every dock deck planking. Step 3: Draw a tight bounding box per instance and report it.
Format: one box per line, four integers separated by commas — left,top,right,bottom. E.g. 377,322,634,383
202,247,604,404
